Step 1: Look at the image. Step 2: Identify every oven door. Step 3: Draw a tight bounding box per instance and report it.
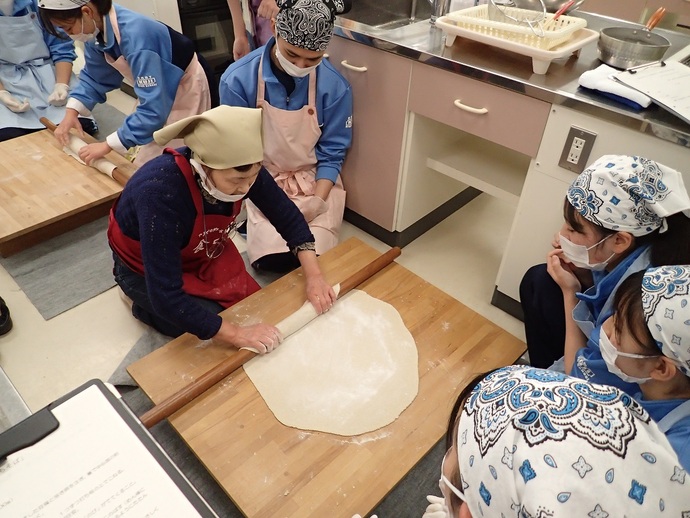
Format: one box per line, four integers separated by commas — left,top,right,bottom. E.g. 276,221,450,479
178,0,235,81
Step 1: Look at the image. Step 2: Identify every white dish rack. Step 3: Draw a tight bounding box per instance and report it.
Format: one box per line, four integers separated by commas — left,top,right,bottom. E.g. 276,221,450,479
436,5,596,74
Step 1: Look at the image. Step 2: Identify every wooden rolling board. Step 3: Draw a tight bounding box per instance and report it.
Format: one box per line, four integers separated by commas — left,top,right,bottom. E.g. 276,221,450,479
129,237,526,517
0,129,135,256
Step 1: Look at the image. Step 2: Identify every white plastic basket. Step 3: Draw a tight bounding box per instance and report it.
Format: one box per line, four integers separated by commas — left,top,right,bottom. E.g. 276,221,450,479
444,5,587,50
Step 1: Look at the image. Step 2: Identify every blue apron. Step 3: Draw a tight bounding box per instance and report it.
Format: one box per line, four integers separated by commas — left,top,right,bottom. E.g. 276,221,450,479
0,11,71,129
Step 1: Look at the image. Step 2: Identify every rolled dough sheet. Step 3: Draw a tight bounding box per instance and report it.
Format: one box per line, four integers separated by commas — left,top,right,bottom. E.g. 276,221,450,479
63,134,117,178
244,290,419,436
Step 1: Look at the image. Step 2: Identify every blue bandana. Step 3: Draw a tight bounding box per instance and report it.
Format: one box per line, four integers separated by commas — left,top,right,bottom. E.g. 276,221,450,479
567,155,690,236
642,265,690,376
456,366,690,516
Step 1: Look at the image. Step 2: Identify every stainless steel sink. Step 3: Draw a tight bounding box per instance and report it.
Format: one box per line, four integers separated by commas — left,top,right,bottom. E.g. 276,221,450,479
337,0,433,31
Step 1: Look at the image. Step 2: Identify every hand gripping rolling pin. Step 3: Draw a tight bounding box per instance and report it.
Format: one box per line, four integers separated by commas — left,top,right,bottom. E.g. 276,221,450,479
139,246,402,428
40,117,134,188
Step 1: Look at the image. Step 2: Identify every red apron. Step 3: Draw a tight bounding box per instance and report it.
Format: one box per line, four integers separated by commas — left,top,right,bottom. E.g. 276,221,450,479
108,149,260,308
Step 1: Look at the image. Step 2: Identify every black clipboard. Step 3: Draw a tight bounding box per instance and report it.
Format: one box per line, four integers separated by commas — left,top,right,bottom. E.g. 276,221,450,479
0,379,217,517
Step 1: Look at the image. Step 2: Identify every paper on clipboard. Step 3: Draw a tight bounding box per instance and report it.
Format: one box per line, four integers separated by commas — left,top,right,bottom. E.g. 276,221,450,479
0,384,209,517
613,61,690,125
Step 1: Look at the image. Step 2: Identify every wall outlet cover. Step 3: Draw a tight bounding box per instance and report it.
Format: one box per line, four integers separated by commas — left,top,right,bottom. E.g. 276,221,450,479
558,126,597,173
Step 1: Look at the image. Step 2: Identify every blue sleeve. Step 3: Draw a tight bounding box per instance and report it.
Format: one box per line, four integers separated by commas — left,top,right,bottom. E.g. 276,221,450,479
115,49,182,148
29,0,76,63
70,44,124,110
247,168,314,248
219,55,259,108
315,70,352,183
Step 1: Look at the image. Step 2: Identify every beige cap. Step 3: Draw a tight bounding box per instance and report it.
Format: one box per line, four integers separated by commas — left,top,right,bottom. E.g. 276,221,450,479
153,106,263,169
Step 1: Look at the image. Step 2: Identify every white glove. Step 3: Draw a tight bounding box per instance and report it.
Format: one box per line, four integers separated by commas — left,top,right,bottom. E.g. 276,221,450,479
422,495,449,518
0,89,30,113
47,82,69,106
301,195,328,222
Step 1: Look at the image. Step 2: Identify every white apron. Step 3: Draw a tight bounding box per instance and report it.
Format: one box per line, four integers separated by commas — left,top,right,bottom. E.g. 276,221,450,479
246,55,346,263
0,11,73,130
105,9,211,166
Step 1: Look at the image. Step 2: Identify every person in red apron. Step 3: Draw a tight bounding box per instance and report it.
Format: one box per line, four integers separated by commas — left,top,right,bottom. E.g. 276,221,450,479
38,0,213,166
107,106,335,353
220,0,353,273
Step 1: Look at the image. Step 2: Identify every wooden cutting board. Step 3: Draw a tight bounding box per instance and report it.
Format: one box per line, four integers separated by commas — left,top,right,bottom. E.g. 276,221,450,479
129,237,526,517
0,129,135,256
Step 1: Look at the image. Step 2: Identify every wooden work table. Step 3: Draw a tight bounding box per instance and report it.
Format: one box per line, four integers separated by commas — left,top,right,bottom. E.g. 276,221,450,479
0,129,135,256
129,237,526,517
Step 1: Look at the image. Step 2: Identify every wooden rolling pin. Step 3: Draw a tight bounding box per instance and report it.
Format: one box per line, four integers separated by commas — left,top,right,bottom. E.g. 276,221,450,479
40,117,134,187
140,246,402,428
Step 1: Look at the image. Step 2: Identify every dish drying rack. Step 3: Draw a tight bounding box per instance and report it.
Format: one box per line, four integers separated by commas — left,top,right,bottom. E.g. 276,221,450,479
436,5,595,74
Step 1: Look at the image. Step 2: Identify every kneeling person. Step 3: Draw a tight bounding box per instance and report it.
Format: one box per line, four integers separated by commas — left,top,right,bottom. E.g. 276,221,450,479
107,106,335,354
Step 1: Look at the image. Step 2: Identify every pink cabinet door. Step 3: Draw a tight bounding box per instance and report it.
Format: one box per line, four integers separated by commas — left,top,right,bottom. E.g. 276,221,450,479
327,37,412,231
408,62,550,158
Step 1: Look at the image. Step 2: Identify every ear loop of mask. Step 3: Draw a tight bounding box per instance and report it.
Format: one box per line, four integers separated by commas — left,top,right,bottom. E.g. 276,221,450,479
439,451,466,502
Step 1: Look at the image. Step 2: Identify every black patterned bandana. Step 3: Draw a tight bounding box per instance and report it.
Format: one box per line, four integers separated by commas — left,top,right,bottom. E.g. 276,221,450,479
275,0,348,51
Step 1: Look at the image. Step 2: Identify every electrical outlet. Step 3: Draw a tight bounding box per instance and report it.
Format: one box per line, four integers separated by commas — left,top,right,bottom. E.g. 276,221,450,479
558,126,597,173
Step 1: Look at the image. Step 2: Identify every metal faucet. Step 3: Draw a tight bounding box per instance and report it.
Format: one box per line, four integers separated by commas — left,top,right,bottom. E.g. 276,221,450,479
427,0,452,24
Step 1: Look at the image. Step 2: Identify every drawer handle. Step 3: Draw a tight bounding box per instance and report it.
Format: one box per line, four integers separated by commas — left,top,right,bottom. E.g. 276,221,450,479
453,99,488,114
341,60,367,72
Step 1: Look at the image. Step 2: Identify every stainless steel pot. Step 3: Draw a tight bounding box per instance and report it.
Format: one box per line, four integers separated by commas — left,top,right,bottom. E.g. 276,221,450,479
597,7,671,69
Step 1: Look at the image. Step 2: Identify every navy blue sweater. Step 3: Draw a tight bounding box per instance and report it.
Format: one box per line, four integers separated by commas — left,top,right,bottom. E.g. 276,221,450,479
112,147,314,338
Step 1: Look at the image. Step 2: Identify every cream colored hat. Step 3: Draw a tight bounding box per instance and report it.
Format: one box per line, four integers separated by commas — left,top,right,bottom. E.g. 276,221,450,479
153,106,263,170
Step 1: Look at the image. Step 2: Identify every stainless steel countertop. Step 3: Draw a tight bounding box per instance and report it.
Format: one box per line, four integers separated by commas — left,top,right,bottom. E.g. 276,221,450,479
335,11,690,148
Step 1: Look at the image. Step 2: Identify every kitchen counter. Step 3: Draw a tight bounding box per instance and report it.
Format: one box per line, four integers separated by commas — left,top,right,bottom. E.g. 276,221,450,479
335,11,690,148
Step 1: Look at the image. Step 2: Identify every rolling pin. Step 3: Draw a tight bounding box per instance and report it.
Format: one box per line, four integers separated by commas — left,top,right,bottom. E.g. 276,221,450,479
139,246,402,428
40,117,133,187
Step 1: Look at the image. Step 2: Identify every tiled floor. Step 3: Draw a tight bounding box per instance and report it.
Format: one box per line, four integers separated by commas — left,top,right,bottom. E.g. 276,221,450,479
0,90,526,413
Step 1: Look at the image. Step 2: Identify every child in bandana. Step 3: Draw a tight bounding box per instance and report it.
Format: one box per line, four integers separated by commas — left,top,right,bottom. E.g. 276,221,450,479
427,366,690,518
521,155,690,368
566,265,690,470
220,0,353,274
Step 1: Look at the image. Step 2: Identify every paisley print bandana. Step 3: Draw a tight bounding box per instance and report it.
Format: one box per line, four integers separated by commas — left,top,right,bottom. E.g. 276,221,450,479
275,0,348,51
455,366,690,517
566,155,690,236
642,265,690,376
38,0,89,9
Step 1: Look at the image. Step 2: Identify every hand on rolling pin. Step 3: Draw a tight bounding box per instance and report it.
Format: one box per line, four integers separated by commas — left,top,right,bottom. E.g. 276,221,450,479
297,249,336,314
0,90,30,113
216,320,282,354
79,141,112,165
54,108,85,146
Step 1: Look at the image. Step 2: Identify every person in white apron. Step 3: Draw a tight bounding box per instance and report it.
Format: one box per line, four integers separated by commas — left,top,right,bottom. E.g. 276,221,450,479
220,0,353,272
38,0,212,166
0,0,80,141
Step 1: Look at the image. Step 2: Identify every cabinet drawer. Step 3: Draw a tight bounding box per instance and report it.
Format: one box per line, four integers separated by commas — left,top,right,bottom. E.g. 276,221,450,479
409,62,550,157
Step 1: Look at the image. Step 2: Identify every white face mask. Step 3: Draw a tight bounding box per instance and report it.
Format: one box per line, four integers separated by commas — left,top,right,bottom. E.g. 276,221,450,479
599,329,657,384
275,44,320,78
70,16,99,43
190,159,249,203
559,234,615,271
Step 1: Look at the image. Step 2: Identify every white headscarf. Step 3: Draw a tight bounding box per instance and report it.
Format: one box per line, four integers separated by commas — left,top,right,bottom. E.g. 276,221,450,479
642,265,690,377
37,0,89,9
456,366,690,517
567,155,690,236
